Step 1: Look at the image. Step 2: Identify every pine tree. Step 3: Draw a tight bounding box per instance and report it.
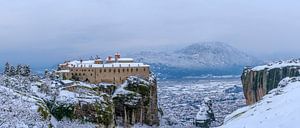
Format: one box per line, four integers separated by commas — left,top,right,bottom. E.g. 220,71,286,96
4,62,10,75
16,64,22,75
22,65,31,76
9,66,16,76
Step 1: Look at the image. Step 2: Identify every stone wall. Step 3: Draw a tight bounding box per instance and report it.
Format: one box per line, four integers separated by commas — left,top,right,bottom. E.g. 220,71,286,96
63,66,150,84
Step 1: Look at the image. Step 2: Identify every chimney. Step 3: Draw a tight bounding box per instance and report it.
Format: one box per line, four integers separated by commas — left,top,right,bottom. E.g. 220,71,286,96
108,56,112,61
115,52,121,62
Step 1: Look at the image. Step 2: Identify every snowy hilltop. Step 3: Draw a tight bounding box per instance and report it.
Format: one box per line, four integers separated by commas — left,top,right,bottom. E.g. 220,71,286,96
132,42,260,79
221,77,300,128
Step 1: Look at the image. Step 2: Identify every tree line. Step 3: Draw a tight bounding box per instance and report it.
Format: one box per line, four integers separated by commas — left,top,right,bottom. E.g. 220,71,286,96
4,62,31,76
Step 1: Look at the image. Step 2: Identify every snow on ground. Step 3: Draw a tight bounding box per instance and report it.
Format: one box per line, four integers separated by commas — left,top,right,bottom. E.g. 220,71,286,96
221,77,300,128
158,78,245,127
251,58,300,71
0,85,49,128
0,75,101,128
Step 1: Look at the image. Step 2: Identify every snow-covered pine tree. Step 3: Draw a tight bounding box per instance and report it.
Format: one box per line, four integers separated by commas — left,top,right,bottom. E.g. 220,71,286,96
44,69,49,78
16,64,22,75
9,65,16,76
22,65,31,76
4,62,10,75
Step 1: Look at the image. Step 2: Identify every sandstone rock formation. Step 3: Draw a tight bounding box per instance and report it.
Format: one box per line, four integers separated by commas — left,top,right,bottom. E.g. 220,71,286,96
113,75,159,127
241,59,300,104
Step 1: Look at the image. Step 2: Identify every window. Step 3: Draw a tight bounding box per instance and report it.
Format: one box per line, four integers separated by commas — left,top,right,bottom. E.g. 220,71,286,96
114,69,116,73
109,69,111,72
131,68,133,72
100,69,102,73
144,68,146,71
104,69,106,72
136,68,138,72
83,73,85,76
127,69,129,72
91,73,93,76
123,69,125,72
118,69,120,73
79,73,81,76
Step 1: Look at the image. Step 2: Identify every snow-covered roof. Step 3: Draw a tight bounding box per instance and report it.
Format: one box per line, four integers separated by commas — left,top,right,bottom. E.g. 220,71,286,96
56,70,70,73
60,80,74,85
106,58,134,62
63,60,149,68
251,59,300,71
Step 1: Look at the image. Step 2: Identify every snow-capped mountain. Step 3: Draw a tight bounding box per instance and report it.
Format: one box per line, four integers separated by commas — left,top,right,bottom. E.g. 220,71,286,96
221,77,300,128
133,42,260,78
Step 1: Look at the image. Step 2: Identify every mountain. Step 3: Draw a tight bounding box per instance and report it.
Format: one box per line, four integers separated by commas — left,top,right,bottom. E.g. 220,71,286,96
133,42,260,79
221,77,300,128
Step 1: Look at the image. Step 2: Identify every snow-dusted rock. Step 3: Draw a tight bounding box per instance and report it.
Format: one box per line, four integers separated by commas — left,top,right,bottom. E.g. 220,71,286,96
242,59,300,105
221,77,300,128
113,76,159,127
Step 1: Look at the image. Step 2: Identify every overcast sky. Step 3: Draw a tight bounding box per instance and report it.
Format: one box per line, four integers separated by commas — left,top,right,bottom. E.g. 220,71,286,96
1,0,300,70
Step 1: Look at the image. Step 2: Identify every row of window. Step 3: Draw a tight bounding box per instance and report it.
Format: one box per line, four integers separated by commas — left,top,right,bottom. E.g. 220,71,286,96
71,67,147,73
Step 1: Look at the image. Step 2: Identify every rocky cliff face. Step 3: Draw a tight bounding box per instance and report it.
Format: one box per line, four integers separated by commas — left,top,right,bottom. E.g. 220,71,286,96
241,59,300,105
113,75,159,127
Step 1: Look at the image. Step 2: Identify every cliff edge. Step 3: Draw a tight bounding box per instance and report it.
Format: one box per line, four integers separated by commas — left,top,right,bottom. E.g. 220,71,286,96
241,59,300,104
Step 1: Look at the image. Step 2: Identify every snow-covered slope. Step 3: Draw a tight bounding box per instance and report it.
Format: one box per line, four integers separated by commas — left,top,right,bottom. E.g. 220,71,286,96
221,77,300,128
133,42,260,78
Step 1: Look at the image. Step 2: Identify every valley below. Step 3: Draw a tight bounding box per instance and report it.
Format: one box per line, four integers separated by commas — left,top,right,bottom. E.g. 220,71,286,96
158,78,246,127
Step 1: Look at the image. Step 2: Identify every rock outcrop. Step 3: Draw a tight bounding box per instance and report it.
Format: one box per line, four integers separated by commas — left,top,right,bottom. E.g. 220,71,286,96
0,71,159,127
48,85,115,127
241,59,300,104
113,75,159,127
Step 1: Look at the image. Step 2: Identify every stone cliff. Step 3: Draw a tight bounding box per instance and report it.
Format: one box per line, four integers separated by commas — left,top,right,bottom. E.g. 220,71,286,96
112,75,159,127
241,59,300,104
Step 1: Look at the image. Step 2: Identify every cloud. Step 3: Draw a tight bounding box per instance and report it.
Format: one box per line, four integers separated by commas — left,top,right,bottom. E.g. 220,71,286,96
1,0,300,68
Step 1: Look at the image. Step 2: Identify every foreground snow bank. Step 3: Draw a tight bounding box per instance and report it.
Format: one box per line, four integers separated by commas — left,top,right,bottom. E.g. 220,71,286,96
220,77,300,128
0,85,50,127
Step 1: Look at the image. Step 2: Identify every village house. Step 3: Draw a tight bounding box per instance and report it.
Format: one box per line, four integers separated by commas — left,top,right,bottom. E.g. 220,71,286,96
56,53,150,84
